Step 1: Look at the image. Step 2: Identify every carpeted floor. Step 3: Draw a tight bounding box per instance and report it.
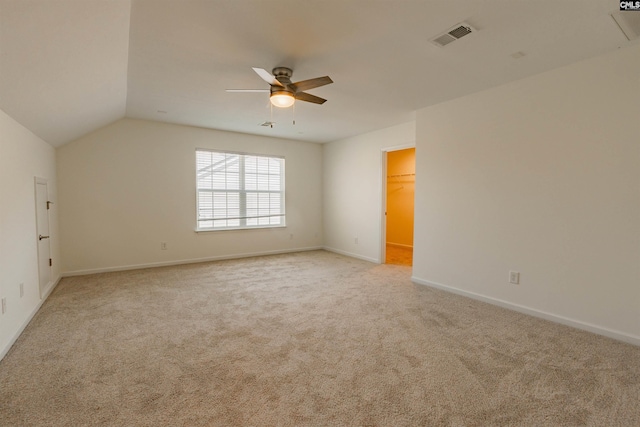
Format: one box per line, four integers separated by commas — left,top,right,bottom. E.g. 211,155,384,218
1,250,638,426
385,244,413,266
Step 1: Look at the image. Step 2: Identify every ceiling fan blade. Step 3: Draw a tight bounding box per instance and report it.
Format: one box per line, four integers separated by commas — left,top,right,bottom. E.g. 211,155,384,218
290,76,333,92
295,92,327,105
226,89,270,92
252,67,284,87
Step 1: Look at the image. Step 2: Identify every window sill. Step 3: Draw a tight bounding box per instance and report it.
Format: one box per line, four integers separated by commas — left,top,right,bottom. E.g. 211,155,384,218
195,225,287,233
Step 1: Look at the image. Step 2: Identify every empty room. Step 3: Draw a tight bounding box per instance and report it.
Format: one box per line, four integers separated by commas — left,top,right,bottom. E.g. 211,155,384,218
1,0,639,425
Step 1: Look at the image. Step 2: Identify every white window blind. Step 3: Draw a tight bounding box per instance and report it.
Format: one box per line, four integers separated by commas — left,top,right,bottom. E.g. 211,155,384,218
196,149,285,231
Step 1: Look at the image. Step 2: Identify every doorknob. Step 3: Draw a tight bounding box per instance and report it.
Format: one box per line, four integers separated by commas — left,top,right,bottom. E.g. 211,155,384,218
38,234,49,240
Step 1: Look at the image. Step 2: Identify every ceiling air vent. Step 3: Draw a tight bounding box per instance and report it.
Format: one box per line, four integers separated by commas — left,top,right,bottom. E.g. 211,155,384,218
611,11,640,41
430,22,476,47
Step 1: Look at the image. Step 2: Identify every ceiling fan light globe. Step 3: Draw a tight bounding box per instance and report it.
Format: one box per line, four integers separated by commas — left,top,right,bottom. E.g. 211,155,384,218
270,92,295,108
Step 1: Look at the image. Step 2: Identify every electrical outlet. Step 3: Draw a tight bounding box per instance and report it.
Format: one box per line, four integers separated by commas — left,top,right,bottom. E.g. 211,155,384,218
509,271,520,285
289,233,293,240
354,237,358,244
1,298,6,314
160,242,167,250
20,283,24,298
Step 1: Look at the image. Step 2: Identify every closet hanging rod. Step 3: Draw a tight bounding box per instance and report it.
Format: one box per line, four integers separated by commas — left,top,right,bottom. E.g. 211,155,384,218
387,173,415,178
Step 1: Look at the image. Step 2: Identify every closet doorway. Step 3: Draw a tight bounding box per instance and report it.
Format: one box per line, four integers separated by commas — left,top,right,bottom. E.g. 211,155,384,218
384,148,415,266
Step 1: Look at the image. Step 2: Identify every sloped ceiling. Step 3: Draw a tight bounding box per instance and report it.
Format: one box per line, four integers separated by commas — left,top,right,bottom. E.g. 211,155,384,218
0,0,636,147
0,0,130,146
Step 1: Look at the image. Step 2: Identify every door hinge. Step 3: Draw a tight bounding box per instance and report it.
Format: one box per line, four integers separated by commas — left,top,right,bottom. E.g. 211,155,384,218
49,258,52,267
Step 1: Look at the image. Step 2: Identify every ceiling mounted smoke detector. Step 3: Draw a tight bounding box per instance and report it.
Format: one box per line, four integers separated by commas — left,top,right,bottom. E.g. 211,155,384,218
430,22,476,47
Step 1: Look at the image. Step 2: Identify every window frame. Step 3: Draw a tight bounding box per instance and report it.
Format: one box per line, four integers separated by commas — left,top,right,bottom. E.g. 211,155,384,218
195,148,286,232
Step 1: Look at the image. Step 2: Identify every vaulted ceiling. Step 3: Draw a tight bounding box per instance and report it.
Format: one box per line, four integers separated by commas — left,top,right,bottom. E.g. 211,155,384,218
0,0,636,147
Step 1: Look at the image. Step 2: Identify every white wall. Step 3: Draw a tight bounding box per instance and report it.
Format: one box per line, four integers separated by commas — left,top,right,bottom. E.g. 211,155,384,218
0,108,60,359
323,122,415,262
57,118,323,274
413,44,640,344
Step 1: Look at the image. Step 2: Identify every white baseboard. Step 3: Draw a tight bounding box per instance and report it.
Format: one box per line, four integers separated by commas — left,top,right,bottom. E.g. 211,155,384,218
0,275,62,361
412,276,640,347
40,277,58,300
322,246,379,264
61,246,324,277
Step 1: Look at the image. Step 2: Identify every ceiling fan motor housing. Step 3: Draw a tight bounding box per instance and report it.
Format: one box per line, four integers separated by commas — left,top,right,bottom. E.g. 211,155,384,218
272,67,293,86
270,87,294,96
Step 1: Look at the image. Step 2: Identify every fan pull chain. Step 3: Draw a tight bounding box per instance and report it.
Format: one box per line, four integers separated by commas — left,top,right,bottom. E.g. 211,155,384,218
293,102,296,125
270,102,274,128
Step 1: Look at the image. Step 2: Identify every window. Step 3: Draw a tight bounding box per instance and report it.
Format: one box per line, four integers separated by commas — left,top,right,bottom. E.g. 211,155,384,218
196,149,285,231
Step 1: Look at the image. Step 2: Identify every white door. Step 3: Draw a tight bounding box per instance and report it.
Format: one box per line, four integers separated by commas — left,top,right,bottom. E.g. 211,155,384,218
35,178,51,298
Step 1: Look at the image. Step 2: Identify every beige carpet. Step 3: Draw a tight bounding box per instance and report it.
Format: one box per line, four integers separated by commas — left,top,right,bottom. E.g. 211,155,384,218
386,244,413,266
1,250,638,426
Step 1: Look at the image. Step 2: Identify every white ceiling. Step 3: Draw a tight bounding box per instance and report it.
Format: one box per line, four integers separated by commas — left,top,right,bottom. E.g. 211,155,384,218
0,0,636,147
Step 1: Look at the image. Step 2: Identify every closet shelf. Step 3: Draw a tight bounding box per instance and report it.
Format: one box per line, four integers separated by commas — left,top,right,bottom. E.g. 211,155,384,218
387,173,415,178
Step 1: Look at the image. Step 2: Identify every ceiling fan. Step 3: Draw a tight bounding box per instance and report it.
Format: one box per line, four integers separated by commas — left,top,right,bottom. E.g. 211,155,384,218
226,67,333,108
